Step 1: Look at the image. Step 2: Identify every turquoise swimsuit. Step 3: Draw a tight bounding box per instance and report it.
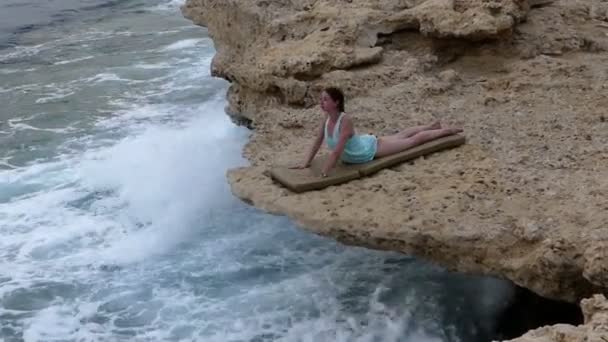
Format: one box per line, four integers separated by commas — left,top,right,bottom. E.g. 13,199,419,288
324,112,378,164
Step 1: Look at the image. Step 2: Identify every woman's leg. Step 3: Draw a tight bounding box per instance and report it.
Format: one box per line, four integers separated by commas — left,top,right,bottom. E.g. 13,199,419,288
375,128,462,158
384,121,441,140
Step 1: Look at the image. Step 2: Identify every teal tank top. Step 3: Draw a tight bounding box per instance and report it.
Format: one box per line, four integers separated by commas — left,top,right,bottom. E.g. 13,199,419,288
324,113,378,164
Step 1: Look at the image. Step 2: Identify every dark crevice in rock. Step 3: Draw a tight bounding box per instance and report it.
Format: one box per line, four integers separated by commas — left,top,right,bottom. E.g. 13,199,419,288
492,285,584,341
228,114,254,130
582,37,607,53
530,0,556,9
293,72,320,82
431,38,481,65
225,105,254,129
375,28,420,47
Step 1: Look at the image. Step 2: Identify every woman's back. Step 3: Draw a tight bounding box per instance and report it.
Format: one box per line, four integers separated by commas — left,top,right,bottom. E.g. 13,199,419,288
324,113,377,164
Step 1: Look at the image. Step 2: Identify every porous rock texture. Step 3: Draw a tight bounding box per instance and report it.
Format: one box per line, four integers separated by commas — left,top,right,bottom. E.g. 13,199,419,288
182,0,608,338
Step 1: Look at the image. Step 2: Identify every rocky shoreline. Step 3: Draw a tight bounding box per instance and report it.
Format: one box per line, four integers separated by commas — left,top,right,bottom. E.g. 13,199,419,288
181,0,608,340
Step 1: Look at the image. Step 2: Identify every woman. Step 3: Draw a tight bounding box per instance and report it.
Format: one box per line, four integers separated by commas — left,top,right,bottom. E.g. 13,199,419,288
292,87,463,177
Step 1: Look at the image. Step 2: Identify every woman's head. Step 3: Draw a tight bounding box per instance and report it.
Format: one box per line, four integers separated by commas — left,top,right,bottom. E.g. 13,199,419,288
320,87,345,113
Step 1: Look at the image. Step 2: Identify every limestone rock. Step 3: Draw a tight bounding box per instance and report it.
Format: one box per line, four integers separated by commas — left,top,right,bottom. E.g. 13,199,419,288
182,0,531,117
182,0,608,309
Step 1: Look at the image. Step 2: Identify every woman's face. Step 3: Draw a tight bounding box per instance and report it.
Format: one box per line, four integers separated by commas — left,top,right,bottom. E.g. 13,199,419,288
320,91,338,113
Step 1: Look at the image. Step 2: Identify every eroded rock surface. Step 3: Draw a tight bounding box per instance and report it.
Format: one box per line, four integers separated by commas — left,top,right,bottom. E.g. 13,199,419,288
181,0,608,313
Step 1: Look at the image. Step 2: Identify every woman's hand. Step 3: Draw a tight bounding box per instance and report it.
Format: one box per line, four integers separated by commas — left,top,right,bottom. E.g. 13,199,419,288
320,163,332,177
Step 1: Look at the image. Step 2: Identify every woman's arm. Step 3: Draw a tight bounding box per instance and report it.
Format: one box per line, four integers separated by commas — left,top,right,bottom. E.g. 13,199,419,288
321,117,354,176
292,118,325,168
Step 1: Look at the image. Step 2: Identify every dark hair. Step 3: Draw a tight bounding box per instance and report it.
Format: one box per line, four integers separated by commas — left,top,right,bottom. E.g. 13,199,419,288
323,87,345,113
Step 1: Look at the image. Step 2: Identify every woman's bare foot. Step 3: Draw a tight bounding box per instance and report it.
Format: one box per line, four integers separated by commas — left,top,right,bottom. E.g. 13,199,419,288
428,120,442,130
446,127,463,134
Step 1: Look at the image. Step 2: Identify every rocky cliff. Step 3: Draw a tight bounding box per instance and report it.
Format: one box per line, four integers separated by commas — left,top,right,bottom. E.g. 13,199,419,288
181,0,608,338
